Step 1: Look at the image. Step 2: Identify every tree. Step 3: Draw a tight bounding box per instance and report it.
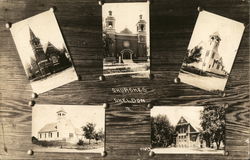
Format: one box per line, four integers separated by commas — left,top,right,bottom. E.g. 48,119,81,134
183,46,202,65
200,105,225,149
151,115,175,147
82,123,96,144
93,129,104,143
103,33,114,57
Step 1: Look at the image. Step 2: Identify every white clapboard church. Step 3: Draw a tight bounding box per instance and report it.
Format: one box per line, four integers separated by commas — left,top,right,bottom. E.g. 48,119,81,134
37,108,83,144
190,32,228,76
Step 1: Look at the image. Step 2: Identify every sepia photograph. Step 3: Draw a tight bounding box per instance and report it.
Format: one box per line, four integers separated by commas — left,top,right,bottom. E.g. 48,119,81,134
178,11,245,91
10,10,78,94
32,105,105,153
151,106,225,154
102,2,150,78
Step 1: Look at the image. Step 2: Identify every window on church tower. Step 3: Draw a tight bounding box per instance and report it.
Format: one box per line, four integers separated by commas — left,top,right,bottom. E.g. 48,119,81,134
211,52,215,59
206,51,209,57
57,132,59,138
108,22,113,28
140,24,144,31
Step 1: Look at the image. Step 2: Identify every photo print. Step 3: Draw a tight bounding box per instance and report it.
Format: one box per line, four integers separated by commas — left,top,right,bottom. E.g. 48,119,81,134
178,11,245,91
10,10,78,94
151,106,225,154
102,2,150,78
32,105,105,153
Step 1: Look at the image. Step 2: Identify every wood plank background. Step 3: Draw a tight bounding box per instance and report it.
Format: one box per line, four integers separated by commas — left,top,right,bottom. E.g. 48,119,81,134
0,0,249,159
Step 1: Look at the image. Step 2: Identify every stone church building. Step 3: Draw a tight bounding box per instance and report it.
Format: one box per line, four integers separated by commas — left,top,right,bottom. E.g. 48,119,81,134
37,108,83,144
175,116,202,148
27,28,72,81
103,11,148,63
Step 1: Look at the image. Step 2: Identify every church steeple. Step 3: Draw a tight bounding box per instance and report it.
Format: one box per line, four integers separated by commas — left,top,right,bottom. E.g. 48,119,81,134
29,27,41,48
57,108,67,120
105,10,116,34
209,32,221,49
29,27,47,64
137,14,146,33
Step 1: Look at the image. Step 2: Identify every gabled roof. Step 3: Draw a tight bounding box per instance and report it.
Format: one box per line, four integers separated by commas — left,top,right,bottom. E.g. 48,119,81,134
38,122,57,133
57,108,67,114
29,27,38,40
120,28,133,34
44,42,61,55
176,116,202,132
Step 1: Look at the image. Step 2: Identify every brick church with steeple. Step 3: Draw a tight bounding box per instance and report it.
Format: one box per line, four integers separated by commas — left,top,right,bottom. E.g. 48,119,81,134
103,11,148,63
28,28,72,80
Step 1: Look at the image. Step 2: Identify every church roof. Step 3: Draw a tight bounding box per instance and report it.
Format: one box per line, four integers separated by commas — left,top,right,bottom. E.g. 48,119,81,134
29,27,37,40
210,32,221,41
176,116,202,132
44,42,62,55
38,122,57,133
120,28,133,34
56,108,67,114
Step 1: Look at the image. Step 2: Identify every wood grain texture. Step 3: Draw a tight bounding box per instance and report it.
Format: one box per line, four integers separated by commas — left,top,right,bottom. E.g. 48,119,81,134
0,0,249,159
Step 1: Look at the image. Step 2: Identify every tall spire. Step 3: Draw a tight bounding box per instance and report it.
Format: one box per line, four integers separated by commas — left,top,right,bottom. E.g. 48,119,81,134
29,27,37,40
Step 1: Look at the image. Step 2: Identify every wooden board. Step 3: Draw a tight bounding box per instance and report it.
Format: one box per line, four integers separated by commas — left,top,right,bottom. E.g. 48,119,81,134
0,0,249,159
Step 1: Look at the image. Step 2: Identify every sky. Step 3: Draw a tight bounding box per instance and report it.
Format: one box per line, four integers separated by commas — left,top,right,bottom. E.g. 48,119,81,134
32,105,105,137
102,2,150,47
188,11,245,72
10,10,67,71
151,106,204,128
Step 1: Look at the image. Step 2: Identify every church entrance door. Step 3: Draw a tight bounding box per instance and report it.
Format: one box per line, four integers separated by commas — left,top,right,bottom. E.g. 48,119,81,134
121,49,133,62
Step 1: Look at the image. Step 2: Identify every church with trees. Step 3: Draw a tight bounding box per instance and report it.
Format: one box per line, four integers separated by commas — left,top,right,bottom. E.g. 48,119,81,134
151,106,225,151
27,28,72,81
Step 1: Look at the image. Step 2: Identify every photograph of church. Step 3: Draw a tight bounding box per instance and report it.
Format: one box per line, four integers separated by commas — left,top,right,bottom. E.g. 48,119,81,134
10,10,78,94
175,116,202,148
151,106,225,154
102,2,150,78
32,105,105,153
178,10,245,91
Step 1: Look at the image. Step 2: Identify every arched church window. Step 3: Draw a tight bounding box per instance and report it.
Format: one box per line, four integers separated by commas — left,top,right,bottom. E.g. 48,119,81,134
140,24,145,31
108,22,113,28
217,64,220,69
52,56,58,64
211,52,215,59
206,51,210,57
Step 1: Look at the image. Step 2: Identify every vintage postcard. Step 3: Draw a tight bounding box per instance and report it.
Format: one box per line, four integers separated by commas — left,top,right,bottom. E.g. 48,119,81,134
32,105,105,153
10,10,78,94
102,2,150,78
178,11,245,91
151,106,225,154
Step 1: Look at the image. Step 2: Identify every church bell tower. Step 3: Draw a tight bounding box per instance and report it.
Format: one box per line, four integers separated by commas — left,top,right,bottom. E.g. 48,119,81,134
137,15,147,58
104,11,116,57
29,27,46,63
105,11,116,34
